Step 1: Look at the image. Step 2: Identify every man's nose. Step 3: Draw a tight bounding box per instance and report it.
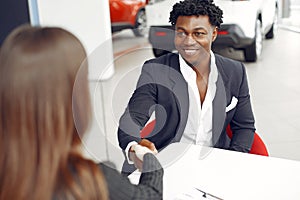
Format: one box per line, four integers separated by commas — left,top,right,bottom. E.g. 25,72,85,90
183,34,196,45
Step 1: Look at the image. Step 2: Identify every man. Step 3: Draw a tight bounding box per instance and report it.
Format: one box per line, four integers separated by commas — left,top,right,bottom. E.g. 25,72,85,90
118,0,255,174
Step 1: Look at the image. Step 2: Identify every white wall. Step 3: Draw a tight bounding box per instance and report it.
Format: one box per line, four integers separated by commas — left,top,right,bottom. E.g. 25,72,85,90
28,0,114,80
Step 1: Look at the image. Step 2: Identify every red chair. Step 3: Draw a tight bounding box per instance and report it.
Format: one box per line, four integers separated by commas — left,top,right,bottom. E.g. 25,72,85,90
226,125,269,156
140,120,156,138
140,120,269,156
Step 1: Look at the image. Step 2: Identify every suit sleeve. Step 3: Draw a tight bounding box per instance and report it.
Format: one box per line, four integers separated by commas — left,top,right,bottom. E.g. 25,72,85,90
99,153,163,200
229,63,255,152
118,61,158,150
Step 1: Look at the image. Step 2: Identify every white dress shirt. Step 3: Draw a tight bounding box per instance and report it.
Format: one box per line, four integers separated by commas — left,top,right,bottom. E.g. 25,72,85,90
179,51,218,146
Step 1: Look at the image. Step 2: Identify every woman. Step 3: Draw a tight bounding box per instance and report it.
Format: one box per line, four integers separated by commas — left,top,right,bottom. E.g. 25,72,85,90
0,25,163,200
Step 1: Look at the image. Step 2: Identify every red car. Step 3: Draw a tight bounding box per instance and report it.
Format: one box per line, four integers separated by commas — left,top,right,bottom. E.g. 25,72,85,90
109,0,148,37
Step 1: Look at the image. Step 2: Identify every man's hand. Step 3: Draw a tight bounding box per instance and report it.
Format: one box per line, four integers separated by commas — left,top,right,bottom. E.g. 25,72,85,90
139,139,158,154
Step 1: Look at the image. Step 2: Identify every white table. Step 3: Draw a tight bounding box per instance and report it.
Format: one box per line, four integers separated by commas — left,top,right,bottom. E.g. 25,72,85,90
129,143,300,200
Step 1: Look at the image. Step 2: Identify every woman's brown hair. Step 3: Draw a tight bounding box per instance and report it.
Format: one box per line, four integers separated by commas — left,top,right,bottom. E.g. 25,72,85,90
0,25,108,200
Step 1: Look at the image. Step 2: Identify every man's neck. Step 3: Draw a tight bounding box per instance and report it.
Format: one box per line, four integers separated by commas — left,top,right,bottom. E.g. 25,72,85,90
191,55,211,79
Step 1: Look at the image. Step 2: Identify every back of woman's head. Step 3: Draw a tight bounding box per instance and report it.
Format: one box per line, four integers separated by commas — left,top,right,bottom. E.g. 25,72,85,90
0,25,107,200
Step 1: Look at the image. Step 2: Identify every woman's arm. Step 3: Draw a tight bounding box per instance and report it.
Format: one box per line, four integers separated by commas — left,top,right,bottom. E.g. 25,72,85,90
99,153,163,200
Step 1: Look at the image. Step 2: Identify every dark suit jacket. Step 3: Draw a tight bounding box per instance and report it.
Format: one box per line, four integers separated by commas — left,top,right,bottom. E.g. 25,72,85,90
100,154,163,200
118,53,255,155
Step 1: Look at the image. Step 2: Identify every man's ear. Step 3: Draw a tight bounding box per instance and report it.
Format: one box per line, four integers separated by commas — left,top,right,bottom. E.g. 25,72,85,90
212,26,218,42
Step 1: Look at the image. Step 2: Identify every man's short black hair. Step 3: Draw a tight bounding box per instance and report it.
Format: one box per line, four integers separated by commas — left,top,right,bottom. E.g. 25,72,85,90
169,0,223,28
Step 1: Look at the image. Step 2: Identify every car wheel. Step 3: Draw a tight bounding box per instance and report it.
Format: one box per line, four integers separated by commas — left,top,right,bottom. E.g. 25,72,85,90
265,24,275,39
265,6,278,39
152,48,169,57
244,19,263,62
133,9,147,37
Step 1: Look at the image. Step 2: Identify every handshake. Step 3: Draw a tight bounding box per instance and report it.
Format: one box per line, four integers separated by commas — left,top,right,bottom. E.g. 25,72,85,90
129,139,158,171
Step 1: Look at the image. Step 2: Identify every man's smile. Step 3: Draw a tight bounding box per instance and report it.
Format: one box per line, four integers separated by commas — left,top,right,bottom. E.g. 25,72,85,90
183,49,198,56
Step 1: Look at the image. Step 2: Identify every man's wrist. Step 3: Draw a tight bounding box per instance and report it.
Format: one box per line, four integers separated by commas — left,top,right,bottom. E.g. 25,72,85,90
125,141,138,164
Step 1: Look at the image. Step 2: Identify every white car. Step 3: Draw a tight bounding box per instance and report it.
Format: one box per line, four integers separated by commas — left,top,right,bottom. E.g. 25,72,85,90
146,0,278,62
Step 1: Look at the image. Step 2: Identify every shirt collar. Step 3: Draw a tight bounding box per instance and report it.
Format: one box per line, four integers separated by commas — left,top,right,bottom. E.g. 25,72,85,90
179,54,195,80
179,51,218,83
209,51,218,84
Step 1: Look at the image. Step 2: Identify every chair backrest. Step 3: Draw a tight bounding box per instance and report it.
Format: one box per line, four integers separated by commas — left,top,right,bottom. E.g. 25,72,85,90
140,120,156,138
140,120,269,156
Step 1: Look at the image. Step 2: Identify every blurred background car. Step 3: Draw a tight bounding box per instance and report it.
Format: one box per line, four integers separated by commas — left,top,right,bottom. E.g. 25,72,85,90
109,0,148,37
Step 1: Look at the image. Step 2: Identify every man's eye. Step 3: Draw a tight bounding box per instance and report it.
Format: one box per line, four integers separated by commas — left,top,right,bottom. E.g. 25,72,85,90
176,31,186,37
193,32,205,37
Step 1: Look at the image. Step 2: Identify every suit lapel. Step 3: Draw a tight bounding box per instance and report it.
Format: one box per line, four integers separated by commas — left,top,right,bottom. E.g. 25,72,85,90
212,72,227,146
168,54,189,142
212,55,230,146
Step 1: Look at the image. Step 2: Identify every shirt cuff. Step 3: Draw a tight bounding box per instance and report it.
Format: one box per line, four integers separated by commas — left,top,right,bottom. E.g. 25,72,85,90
125,141,138,164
